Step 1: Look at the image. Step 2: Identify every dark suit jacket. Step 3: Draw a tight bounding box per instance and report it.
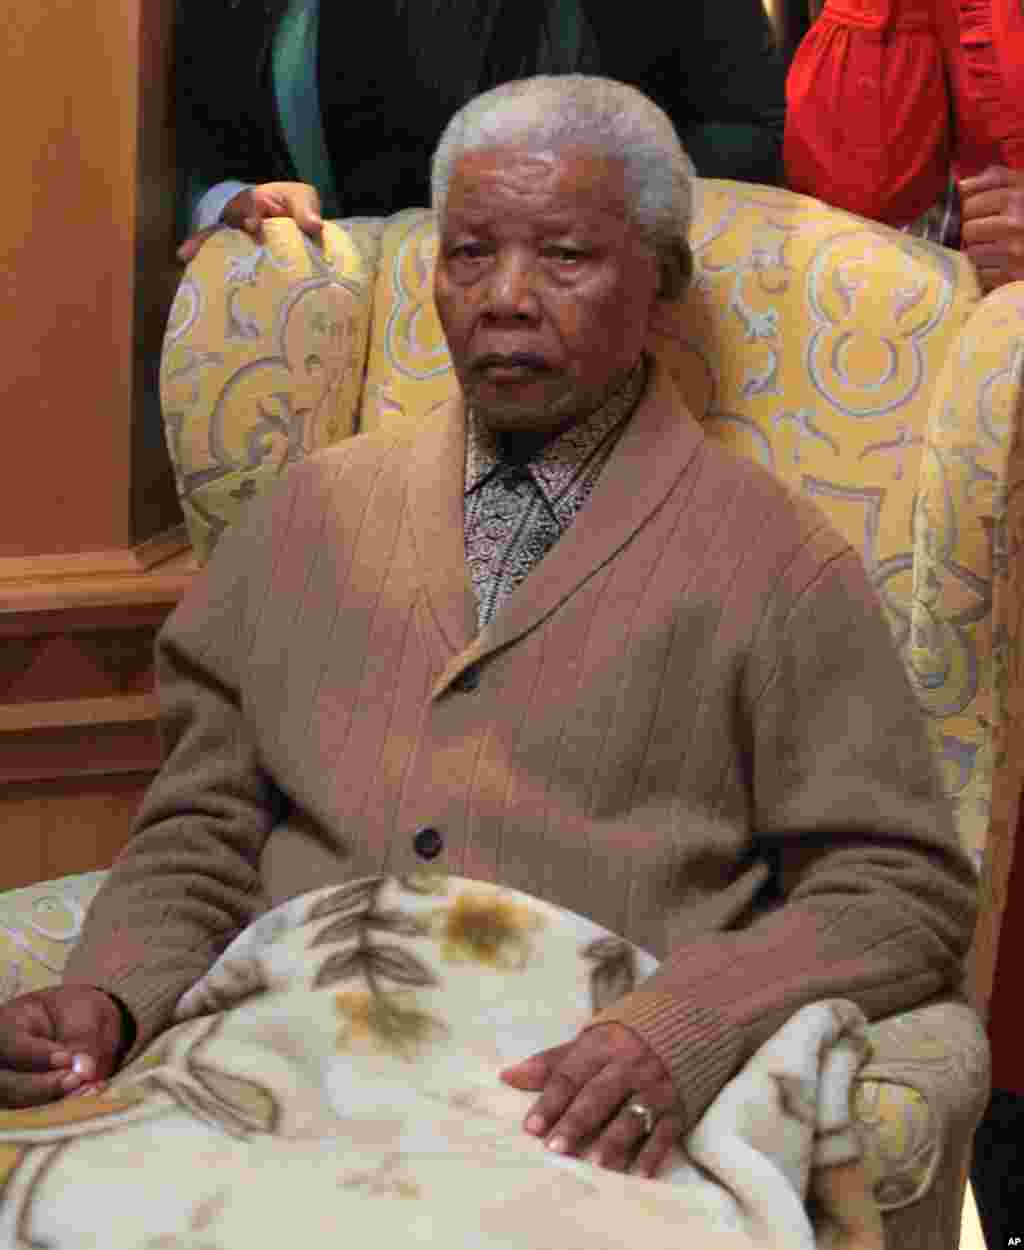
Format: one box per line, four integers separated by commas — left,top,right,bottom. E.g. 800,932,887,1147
177,0,787,220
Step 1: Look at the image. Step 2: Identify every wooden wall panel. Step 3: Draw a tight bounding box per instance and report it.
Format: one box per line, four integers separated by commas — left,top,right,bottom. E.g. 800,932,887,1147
1,0,136,555
0,0,181,559
0,775,153,892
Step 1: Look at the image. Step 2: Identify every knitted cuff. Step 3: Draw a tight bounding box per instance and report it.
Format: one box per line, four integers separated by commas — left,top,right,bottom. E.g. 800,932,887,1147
585,990,744,1132
67,938,212,1068
94,989,138,1065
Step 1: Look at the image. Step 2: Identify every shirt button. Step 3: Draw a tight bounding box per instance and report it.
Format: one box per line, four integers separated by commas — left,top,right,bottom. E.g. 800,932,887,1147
452,664,480,692
413,827,444,860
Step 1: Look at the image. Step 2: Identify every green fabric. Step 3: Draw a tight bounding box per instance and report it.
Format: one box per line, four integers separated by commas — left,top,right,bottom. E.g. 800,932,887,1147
274,0,339,218
538,0,598,72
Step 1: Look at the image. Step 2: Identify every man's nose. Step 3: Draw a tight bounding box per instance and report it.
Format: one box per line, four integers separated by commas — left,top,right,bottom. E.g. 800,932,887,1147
483,253,539,319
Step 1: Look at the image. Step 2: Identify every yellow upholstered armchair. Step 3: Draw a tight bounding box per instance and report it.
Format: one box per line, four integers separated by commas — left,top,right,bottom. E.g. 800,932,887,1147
3,180,1015,1246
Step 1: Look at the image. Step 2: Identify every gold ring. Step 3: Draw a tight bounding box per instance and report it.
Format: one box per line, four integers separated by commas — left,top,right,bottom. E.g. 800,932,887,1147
626,1100,656,1135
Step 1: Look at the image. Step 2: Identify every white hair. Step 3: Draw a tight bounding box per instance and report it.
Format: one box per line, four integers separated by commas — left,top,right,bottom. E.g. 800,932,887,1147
430,75,696,300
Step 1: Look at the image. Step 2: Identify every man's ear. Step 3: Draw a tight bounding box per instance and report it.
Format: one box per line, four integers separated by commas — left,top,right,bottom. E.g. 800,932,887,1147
657,239,693,302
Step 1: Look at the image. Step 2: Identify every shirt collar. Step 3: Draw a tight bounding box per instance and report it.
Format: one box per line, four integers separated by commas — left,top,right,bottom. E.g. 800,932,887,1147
464,356,649,506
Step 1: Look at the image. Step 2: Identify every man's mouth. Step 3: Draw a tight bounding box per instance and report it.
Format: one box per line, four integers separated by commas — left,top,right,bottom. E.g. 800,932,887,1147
471,352,551,379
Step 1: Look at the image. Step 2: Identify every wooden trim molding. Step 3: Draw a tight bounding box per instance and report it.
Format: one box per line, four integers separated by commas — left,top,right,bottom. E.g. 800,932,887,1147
0,545,196,786
0,721,162,784
0,694,159,733
0,524,189,584
0,535,195,617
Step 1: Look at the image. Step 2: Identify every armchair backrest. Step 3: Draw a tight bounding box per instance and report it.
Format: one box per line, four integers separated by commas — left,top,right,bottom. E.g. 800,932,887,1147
161,181,1024,909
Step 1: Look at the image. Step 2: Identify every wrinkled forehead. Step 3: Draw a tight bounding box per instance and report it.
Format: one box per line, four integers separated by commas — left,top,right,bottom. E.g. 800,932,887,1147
443,144,631,227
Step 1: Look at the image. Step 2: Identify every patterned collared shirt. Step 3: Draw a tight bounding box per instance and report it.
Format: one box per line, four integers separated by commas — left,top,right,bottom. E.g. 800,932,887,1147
464,360,648,630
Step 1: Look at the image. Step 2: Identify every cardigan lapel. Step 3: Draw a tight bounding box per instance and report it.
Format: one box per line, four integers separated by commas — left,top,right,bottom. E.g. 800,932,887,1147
404,398,480,660
420,361,707,696
475,361,705,656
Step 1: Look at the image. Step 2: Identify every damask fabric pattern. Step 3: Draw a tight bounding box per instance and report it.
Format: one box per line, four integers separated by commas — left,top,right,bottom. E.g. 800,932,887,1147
0,875,885,1250
159,217,382,564
0,873,107,1004
463,360,645,629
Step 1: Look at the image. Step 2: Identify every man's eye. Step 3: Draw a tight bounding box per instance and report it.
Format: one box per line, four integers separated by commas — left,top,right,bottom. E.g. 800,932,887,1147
545,247,586,264
449,243,488,261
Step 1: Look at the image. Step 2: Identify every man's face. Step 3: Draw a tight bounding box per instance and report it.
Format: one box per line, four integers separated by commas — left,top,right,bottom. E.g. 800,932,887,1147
434,146,660,437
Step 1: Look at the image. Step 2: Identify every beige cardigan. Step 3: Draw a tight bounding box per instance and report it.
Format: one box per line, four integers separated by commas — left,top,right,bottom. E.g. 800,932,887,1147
65,363,978,1131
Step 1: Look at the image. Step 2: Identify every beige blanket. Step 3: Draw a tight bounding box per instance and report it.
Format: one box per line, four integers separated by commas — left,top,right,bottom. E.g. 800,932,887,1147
0,875,884,1249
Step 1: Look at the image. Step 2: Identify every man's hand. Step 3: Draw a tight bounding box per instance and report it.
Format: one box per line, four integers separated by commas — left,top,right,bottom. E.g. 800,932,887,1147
499,1022,682,1177
0,986,126,1108
960,166,1024,292
176,181,324,264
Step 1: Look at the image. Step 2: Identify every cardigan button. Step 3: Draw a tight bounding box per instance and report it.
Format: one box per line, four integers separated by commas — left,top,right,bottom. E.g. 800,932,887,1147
452,664,480,692
413,827,444,860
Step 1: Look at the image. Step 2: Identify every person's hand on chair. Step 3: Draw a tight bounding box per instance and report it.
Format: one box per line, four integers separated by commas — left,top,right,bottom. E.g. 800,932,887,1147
960,166,1024,291
176,181,324,264
0,985,127,1108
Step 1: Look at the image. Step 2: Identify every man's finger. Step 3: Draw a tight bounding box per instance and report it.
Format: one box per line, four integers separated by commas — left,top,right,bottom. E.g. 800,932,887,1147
66,1080,107,1099
499,1042,572,1089
541,1063,635,1154
630,1109,683,1178
0,1031,72,1073
521,1049,611,1137
0,1067,70,1109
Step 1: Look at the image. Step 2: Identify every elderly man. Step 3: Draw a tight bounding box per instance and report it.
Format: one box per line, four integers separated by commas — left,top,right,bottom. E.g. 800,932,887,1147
0,77,976,1181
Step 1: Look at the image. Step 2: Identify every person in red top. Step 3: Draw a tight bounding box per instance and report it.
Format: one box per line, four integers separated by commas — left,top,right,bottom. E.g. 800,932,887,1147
784,0,1024,289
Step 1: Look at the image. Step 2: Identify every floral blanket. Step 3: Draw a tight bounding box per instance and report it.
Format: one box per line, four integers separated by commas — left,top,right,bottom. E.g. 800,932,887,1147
0,875,884,1249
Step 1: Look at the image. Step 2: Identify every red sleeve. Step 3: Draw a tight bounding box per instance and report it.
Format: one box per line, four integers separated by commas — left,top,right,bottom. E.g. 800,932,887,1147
784,0,952,225
993,0,1024,168
953,0,1010,174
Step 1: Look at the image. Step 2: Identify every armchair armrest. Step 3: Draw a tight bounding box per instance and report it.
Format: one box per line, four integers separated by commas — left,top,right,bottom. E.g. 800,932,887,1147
856,998,990,1249
159,219,377,563
911,282,1024,1016
0,872,109,1002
